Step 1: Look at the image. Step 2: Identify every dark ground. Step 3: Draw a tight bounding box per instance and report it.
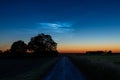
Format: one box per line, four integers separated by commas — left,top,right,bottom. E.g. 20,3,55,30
0,57,59,80
0,54,119,80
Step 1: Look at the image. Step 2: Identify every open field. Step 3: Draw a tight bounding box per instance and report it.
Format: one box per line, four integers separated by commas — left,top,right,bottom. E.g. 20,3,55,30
66,53,120,64
82,55,120,64
68,54,120,80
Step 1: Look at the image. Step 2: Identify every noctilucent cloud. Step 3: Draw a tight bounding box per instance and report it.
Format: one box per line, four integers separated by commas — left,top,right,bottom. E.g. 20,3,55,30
0,0,120,53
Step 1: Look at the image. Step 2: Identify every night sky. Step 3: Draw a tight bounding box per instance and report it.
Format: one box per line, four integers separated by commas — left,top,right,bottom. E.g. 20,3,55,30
0,0,120,53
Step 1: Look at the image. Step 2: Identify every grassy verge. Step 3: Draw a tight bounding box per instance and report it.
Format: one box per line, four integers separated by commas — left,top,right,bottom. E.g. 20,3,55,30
1,57,60,80
83,55,120,64
69,55,120,80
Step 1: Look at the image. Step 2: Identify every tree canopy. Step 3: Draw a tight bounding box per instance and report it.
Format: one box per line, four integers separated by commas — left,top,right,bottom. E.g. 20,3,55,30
28,33,58,55
6,33,59,57
10,40,27,54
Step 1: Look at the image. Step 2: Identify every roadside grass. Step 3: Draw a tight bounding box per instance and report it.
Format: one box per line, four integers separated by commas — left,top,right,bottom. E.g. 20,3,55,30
69,55,120,80
0,57,60,80
83,55,120,64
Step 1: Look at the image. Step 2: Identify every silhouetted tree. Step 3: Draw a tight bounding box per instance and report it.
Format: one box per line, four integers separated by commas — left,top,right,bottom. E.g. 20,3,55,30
10,40,27,55
0,50,3,57
86,51,105,55
3,49,10,54
0,50,2,54
28,33,58,55
107,50,112,55
2,49,11,57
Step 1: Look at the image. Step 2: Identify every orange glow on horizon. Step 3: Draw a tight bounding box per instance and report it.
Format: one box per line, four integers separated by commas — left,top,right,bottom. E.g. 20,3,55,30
0,44,120,53
57,43,120,53
0,45,10,51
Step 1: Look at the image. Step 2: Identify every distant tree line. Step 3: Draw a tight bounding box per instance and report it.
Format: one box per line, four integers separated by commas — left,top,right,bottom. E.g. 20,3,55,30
0,33,59,57
86,50,112,55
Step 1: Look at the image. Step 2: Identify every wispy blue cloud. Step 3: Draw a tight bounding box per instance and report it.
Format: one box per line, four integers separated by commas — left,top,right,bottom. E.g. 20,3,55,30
37,22,74,33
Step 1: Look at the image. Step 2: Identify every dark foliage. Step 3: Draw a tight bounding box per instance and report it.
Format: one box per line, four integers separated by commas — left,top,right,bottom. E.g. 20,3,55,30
86,51,105,55
10,40,27,56
0,33,59,58
28,33,58,56
107,50,112,55
0,50,2,54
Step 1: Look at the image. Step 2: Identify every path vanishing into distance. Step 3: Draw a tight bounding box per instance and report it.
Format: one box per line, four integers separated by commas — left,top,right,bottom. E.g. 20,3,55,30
0,56,85,80
43,56,85,80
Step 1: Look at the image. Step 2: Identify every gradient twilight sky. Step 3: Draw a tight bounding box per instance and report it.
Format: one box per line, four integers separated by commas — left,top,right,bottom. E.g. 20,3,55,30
0,0,120,53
